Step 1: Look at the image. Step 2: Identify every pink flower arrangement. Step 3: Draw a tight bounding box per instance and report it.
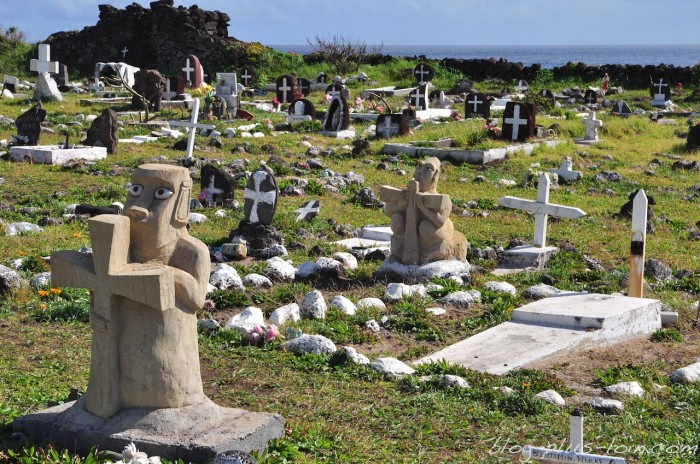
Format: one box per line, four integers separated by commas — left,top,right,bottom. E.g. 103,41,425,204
202,299,216,311
248,324,282,346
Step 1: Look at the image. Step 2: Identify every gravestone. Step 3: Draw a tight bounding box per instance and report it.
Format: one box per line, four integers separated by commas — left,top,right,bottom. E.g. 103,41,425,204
132,69,165,111
295,200,321,222
4,75,18,94
83,108,119,154
14,164,283,461
275,74,297,104
502,101,535,141
549,157,582,182
200,164,235,207
584,89,600,106
325,83,344,98
408,84,430,110
297,78,311,98
14,104,47,146
650,78,671,107
612,100,632,116
288,98,315,124
380,157,468,265
55,64,70,87
515,79,529,93
687,124,700,148
316,72,328,84
376,114,409,139
31,44,62,102
322,94,351,132
414,63,435,84
581,111,603,142
180,54,203,88
239,66,255,88
215,73,240,110
465,92,490,118
168,98,215,162
211,96,227,119
244,170,279,226
538,89,555,102
162,78,177,100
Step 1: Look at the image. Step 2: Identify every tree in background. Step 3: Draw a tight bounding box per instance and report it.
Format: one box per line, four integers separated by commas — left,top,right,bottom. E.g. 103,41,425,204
307,34,382,75
0,25,33,76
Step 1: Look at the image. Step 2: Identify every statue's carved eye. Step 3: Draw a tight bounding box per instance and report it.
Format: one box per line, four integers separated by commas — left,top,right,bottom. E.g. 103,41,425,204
129,184,144,197
154,188,174,200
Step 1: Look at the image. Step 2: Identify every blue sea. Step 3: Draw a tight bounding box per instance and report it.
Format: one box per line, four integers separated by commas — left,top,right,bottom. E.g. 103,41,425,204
269,44,700,69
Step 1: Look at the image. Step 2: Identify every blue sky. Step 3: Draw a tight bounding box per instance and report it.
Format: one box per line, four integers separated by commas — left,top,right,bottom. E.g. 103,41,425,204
2,0,699,46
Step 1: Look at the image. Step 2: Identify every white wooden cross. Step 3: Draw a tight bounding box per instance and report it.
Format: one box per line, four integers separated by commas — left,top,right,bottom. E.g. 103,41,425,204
294,200,320,221
653,79,668,100
279,77,292,103
167,98,215,161
628,190,648,298
583,111,603,141
499,173,586,247
182,58,195,83
244,171,277,224
505,104,528,140
121,46,129,59
30,44,59,75
467,94,483,113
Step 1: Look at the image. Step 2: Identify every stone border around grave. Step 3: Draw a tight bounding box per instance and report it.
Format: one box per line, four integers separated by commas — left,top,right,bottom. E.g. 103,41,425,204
382,140,564,165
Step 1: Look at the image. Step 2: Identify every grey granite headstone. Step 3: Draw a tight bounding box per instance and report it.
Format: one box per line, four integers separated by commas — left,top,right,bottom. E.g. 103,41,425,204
83,108,118,154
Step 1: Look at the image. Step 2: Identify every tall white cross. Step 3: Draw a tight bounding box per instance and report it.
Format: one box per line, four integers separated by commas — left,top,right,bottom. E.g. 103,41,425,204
467,94,483,113
167,98,215,161
498,173,586,247
241,68,252,86
182,58,194,83
505,104,528,140
244,171,277,224
279,78,292,103
121,46,129,59
583,111,603,141
30,44,59,74
415,65,430,82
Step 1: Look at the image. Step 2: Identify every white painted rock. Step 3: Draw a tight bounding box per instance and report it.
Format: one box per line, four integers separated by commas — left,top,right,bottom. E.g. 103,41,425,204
333,346,370,365
300,290,327,319
269,303,301,326
485,281,517,296
357,297,386,310
426,307,447,317
441,374,469,389
264,257,296,282
605,381,644,397
188,212,207,224
242,273,273,289
284,334,336,356
536,389,566,406
295,261,318,280
498,179,516,187
5,222,43,236
448,275,464,286
215,209,227,218
332,252,358,271
330,295,357,315
209,263,244,291
384,283,427,301
364,319,381,333
441,291,474,307
224,128,236,138
371,357,416,376
198,318,221,331
34,73,63,102
588,396,624,413
670,362,700,384
523,283,565,300
225,307,265,334
425,283,444,292
31,272,52,289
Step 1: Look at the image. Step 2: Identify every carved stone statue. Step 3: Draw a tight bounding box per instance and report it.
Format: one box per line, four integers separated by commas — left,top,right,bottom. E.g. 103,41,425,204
51,164,209,418
380,157,468,264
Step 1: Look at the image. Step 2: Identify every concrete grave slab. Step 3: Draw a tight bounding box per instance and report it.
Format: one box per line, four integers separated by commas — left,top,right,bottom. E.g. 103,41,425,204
417,293,662,374
10,145,107,165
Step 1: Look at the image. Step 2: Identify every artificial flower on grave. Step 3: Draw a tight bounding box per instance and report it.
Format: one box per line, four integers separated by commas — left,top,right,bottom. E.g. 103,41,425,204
248,324,283,346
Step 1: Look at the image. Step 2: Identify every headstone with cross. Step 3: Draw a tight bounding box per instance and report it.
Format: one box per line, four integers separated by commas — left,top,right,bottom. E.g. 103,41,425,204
408,84,430,110
582,111,603,141
650,77,671,107
465,92,490,119
244,170,279,226
180,54,203,89
538,88,555,103
499,173,586,248
612,99,632,117
200,164,235,207
322,94,351,133
515,79,529,93
502,101,535,141
275,74,297,104
288,98,315,124
239,66,255,88
414,63,435,85
31,44,63,101
325,83,343,98
167,98,215,162
294,200,321,222
316,72,328,84
584,89,600,106
376,114,409,139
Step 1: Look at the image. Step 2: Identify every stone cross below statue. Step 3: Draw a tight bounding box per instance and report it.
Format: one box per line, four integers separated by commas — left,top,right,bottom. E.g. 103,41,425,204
380,157,467,265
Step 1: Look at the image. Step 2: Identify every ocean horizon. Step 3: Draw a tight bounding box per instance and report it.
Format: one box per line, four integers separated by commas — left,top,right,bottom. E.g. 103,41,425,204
268,44,700,69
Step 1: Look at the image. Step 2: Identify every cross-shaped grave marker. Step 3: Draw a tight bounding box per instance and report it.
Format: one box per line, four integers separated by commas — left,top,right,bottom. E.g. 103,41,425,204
244,171,278,224
582,111,603,141
412,85,428,110
278,77,292,103
182,58,195,83
653,79,668,100
499,173,586,247
585,92,597,105
241,68,253,87
163,78,177,100
30,44,59,75
201,174,225,207
167,98,215,162
294,200,321,222
467,94,483,113
415,64,430,83
121,46,129,59
504,104,528,140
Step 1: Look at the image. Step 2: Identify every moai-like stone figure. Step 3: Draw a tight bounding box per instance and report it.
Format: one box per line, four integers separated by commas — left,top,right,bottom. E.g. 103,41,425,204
51,164,210,419
380,158,468,264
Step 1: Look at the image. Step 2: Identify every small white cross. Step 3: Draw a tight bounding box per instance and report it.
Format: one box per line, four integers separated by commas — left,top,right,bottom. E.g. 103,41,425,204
504,104,528,140
30,44,59,74
279,77,292,103
467,94,483,113
653,79,668,98
182,58,194,83
167,98,215,161
294,200,320,222
121,46,129,59
498,173,586,247
244,171,277,224
163,78,177,100
241,69,252,86
585,92,597,105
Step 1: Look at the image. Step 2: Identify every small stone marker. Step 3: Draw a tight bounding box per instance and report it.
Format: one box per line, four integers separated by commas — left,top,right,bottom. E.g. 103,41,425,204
322,94,351,132
538,88,555,102
239,66,255,87
499,173,586,248
297,77,311,97
288,98,315,123
584,89,599,106
14,104,47,146
522,409,627,463
502,102,535,141
628,190,648,298
465,92,490,119
56,64,70,87
276,74,297,104
612,100,632,116
294,200,321,222
83,108,119,154
244,170,278,225
549,157,582,182
168,98,215,162
376,114,409,139
650,77,671,103
180,54,203,88
414,63,435,84
582,110,603,142
200,165,235,207
408,84,430,110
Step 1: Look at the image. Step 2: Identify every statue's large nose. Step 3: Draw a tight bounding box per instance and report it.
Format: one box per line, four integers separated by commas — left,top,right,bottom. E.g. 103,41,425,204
125,206,149,220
